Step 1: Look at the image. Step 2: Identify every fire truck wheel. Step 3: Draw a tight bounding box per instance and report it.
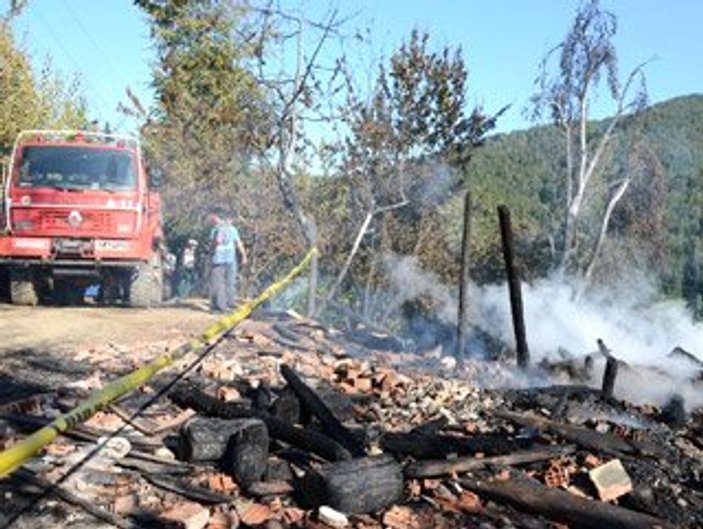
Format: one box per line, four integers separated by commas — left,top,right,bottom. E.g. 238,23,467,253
129,260,163,308
9,269,39,306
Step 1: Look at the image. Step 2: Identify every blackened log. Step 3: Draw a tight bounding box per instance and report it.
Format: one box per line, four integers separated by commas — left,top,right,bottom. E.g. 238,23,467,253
270,385,301,424
380,431,528,459
273,322,306,343
280,364,365,457
170,386,256,420
460,476,674,529
456,190,473,365
495,410,636,456
497,205,529,369
601,355,619,400
221,418,269,487
169,385,351,461
178,416,267,464
409,417,449,435
248,480,294,498
298,455,403,514
405,444,577,478
668,346,703,366
266,416,351,461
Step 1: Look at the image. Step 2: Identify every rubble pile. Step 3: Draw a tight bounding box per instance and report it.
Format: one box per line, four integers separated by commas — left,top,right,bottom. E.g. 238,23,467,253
1,310,702,529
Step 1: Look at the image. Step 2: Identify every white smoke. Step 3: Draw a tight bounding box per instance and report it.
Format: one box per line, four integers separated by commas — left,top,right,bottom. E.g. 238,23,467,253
384,255,703,410
383,254,458,325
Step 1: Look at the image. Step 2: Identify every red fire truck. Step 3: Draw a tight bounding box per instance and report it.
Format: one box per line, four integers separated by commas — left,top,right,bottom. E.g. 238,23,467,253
0,130,164,307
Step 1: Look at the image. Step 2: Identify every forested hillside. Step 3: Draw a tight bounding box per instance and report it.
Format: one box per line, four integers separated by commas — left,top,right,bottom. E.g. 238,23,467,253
464,94,703,309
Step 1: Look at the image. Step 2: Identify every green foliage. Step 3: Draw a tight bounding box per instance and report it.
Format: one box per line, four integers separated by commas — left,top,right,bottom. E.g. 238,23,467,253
0,21,87,158
313,29,499,320
460,94,703,306
134,0,273,240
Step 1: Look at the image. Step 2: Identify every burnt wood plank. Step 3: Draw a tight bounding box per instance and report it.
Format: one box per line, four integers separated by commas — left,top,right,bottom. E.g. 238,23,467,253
460,476,675,529
170,385,351,461
280,364,365,457
380,430,529,459
405,444,577,478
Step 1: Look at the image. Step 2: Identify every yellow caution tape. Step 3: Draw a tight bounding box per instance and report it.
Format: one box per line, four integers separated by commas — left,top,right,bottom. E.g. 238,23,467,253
0,247,318,478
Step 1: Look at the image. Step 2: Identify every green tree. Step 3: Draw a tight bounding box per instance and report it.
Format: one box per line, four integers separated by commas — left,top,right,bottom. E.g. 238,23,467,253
133,0,271,237
0,18,86,157
320,29,499,321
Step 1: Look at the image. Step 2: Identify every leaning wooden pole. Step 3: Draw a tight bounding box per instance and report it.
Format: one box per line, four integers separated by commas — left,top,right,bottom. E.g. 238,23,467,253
497,205,529,369
456,191,473,365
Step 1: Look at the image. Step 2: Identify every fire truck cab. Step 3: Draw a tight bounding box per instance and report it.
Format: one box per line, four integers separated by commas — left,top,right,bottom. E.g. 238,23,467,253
0,130,164,307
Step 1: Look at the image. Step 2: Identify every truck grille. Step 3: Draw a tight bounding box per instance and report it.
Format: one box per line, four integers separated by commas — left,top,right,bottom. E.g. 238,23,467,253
40,211,112,232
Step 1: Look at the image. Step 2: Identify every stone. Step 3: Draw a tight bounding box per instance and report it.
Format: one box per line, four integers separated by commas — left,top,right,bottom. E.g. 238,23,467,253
318,505,349,528
588,459,633,502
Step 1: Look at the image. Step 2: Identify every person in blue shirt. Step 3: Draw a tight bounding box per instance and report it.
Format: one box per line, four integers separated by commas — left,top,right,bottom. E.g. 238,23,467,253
209,209,247,312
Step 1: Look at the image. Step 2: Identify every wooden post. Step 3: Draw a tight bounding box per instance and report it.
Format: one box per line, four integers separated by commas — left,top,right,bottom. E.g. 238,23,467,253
456,191,472,365
307,222,318,318
497,205,530,369
601,356,619,400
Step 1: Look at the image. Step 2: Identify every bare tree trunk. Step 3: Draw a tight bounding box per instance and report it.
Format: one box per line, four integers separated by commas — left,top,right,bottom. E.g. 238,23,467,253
582,178,630,284
318,210,373,315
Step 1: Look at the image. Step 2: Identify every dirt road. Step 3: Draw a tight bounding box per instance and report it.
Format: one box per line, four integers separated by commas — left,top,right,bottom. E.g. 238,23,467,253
0,300,218,403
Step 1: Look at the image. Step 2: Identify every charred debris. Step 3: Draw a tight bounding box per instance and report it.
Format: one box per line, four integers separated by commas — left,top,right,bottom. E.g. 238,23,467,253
1,307,702,529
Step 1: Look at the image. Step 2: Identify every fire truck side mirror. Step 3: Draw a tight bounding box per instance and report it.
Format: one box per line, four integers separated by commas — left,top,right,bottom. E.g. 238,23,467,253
148,167,164,189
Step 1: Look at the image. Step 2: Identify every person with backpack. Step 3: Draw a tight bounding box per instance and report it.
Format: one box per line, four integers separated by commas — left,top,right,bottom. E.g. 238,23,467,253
209,209,247,312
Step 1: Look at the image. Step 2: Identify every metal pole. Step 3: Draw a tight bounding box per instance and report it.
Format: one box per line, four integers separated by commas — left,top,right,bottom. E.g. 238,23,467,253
497,205,530,369
456,191,472,365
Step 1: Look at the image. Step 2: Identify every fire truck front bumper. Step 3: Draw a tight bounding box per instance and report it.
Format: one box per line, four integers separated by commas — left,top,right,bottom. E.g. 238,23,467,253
0,236,144,265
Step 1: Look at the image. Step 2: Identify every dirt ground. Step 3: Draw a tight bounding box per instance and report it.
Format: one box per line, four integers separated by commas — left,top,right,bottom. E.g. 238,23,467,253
0,300,216,353
0,300,219,404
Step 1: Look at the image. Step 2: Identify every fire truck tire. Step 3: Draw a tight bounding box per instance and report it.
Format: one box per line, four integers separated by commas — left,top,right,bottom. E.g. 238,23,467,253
9,270,39,306
129,259,163,308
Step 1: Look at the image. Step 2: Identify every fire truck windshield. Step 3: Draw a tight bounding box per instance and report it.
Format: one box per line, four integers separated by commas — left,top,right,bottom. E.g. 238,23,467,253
16,146,137,192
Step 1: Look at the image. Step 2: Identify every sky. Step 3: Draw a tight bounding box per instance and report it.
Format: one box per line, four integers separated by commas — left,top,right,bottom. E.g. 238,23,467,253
10,0,703,135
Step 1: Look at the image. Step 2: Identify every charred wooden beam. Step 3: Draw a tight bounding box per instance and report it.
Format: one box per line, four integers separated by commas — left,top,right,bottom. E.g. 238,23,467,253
601,355,619,400
142,473,233,504
405,444,577,478
456,190,473,365
409,417,449,436
169,385,351,461
380,430,529,459
495,410,636,456
280,364,365,457
497,205,529,369
460,475,674,529
297,455,403,514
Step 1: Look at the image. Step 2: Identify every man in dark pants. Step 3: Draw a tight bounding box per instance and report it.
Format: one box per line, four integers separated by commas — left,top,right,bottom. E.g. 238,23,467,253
209,210,247,312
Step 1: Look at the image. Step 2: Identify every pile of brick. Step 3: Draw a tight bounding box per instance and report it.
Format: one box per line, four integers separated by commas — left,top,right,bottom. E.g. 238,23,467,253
1,310,701,529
